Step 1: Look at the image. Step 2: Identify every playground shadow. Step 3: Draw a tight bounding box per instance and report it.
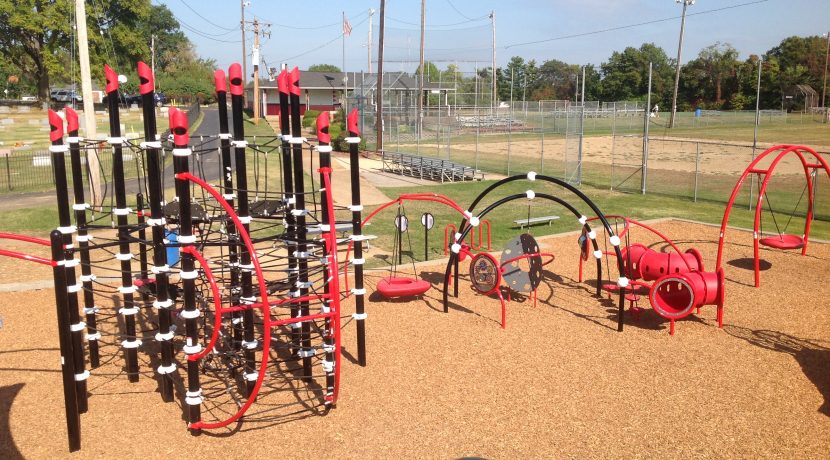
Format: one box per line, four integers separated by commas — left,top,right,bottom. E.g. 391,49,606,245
727,257,772,271
0,383,25,460
723,324,830,417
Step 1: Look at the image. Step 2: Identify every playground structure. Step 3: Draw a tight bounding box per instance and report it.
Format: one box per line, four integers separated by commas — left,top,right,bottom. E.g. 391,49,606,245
578,216,724,335
2,57,827,454
716,144,830,287
1,61,369,452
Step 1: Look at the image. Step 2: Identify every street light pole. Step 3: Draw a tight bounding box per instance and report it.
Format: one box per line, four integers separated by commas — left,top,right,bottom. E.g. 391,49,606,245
669,0,694,129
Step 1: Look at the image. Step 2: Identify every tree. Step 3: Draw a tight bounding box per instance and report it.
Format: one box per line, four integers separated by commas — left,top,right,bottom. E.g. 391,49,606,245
599,43,673,106
414,61,440,82
0,1,185,101
696,42,740,104
308,64,341,72
533,59,579,101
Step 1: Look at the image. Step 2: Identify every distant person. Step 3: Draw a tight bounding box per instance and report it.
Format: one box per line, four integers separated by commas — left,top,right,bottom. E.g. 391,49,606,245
651,104,660,118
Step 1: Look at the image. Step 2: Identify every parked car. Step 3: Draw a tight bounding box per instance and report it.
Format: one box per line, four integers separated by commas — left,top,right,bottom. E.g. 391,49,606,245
51,90,82,103
154,92,167,107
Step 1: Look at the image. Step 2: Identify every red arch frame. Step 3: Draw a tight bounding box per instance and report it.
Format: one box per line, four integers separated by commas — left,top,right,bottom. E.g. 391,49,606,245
716,144,830,287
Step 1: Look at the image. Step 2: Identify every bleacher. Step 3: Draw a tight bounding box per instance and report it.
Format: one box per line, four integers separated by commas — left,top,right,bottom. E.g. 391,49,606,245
380,151,484,183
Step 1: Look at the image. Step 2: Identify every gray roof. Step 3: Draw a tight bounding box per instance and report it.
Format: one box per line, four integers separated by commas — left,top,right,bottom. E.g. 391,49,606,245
251,71,454,92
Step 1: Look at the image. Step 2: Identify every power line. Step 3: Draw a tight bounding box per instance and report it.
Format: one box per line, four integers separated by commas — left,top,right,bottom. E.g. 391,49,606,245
179,0,237,32
504,0,769,49
152,0,241,42
386,14,488,29
275,15,370,65
445,0,476,21
255,9,370,30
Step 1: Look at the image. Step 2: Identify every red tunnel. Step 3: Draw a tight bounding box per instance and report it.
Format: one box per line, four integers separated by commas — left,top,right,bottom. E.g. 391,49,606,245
621,243,703,281
648,268,724,335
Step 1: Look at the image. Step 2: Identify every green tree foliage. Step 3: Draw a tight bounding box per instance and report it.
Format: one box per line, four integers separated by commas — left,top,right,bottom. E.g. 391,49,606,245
0,1,189,101
599,43,673,106
308,64,341,72
157,47,216,104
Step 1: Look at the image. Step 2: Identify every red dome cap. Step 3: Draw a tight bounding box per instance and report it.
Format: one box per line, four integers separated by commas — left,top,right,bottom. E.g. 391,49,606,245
48,109,64,142
65,107,79,133
214,69,227,93
104,64,119,93
289,67,301,96
137,61,154,95
168,107,189,146
347,108,359,136
316,111,331,144
229,63,244,96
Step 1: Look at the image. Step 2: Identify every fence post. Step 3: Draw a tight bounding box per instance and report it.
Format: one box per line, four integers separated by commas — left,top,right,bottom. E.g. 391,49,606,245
539,101,544,173
4,154,10,191
694,142,700,202
610,103,616,191
475,105,479,171
641,62,653,195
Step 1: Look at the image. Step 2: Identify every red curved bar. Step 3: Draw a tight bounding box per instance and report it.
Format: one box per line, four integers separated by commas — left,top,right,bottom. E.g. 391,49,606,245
320,167,343,403
361,194,467,227
175,172,272,430
0,249,56,266
180,246,225,362
0,233,51,246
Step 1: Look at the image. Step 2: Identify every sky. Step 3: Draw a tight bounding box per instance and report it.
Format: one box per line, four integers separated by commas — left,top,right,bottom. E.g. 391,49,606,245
161,0,830,75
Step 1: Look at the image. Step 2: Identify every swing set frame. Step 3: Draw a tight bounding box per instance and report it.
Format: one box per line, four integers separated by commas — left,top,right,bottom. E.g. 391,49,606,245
716,144,830,287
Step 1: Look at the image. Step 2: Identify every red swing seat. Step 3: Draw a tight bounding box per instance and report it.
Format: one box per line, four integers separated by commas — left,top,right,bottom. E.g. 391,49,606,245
759,234,804,250
377,276,431,298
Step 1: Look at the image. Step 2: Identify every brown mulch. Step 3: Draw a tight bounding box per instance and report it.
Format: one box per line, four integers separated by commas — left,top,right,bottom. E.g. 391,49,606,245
1,220,828,458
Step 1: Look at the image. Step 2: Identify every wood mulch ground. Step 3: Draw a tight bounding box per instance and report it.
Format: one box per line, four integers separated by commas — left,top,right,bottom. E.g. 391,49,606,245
1,220,828,458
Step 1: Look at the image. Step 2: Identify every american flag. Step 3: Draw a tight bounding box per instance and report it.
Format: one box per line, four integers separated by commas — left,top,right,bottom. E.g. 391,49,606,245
343,16,352,37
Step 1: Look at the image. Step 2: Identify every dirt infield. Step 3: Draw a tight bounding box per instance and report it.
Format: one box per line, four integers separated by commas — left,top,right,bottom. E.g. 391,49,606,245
1,220,828,458
443,136,826,176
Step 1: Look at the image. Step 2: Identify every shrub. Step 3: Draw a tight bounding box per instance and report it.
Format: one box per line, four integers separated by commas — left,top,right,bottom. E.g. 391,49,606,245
302,109,320,128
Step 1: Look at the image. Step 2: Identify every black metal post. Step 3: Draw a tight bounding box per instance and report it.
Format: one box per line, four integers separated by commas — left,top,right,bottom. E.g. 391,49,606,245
229,63,259,397
50,230,81,452
65,107,100,369
315,112,336,403
346,109,367,366
214,70,243,351
48,110,89,413
288,67,313,380
169,107,203,432
277,69,300,355
137,60,176,402
104,65,140,383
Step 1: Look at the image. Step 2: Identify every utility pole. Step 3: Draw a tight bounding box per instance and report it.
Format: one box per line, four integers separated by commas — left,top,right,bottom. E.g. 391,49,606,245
417,0,425,137
246,18,270,125
669,0,694,129
342,11,348,114
490,10,497,111
240,0,248,106
367,9,375,72
376,0,386,152
150,34,157,91
74,0,102,206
